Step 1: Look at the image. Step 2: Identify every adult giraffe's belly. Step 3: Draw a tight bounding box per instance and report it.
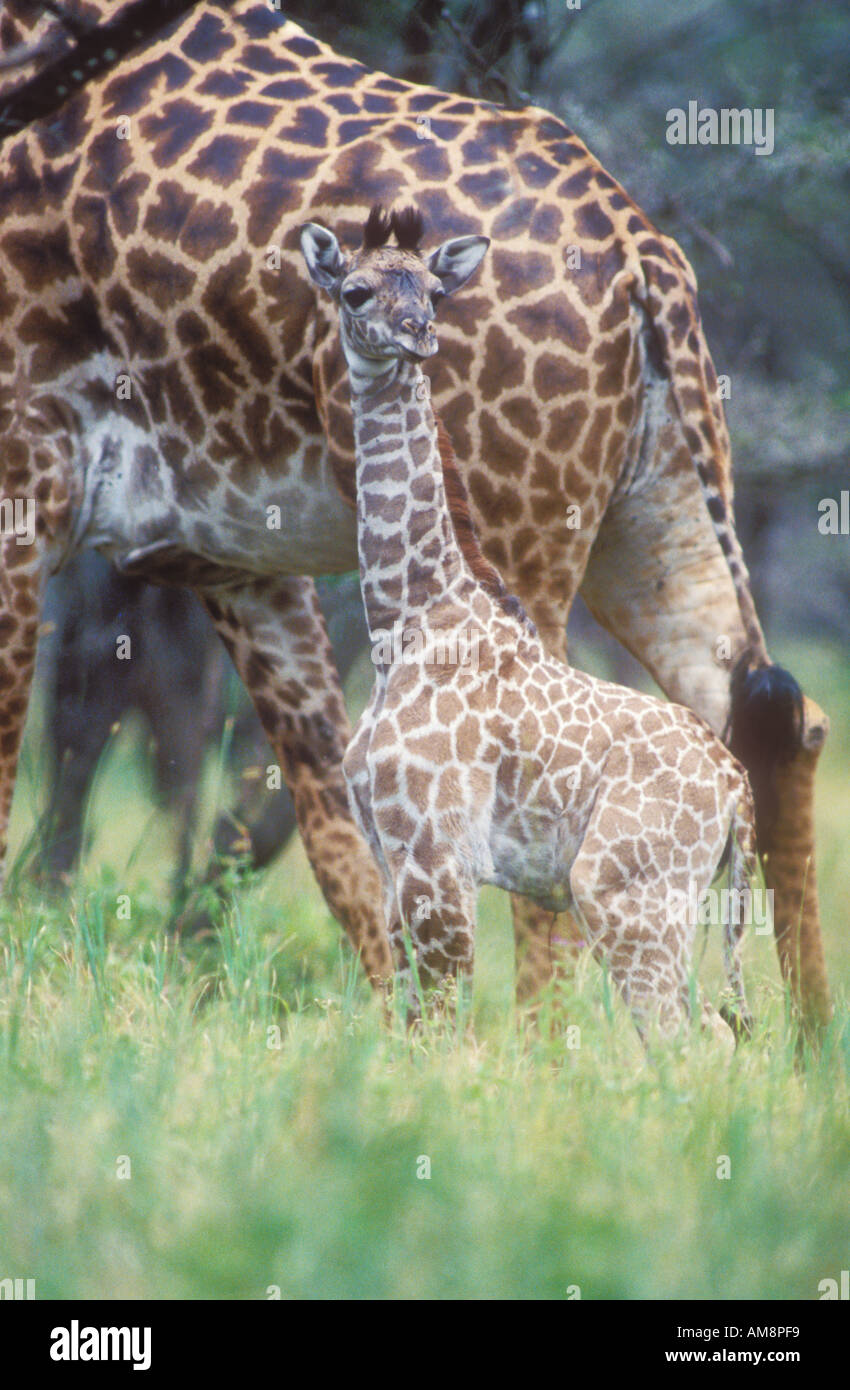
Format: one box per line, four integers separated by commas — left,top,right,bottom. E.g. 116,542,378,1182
65,405,359,584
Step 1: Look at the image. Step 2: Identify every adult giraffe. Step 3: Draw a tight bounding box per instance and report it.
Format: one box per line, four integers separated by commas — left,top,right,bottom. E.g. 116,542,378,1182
0,0,831,1031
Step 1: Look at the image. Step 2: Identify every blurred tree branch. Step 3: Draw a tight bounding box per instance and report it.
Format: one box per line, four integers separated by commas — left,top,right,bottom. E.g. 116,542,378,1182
662,197,734,268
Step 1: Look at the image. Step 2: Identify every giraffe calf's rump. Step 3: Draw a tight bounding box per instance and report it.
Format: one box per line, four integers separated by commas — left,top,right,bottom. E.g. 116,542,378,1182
301,205,757,1047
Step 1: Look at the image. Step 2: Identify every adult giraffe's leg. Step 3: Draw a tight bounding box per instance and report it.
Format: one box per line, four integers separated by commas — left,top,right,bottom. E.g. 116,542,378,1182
0,531,43,890
0,421,77,891
580,444,831,1036
766,707,830,1036
197,575,393,987
196,577,369,888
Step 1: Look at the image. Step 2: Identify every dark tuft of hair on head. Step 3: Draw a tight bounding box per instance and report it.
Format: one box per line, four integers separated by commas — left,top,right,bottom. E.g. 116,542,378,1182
391,205,425,252
362,204,393,250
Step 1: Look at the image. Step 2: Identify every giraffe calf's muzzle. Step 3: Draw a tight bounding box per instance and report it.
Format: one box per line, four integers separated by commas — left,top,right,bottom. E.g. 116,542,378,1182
398,321,438,361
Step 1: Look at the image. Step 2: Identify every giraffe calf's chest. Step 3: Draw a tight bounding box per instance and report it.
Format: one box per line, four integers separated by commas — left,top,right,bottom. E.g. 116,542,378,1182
362,660,601,902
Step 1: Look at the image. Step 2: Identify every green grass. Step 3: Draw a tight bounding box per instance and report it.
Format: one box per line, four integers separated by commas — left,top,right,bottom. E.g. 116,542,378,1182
0,643,848,1300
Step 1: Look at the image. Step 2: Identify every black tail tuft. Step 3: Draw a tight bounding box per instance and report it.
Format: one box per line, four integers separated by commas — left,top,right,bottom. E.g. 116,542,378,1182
728,656,803,853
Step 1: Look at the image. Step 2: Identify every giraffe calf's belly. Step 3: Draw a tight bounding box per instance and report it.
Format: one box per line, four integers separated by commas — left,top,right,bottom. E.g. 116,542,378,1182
484,821,575,912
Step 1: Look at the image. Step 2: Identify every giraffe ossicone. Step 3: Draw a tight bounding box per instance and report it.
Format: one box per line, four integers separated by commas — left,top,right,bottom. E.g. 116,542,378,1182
301,205,756,1045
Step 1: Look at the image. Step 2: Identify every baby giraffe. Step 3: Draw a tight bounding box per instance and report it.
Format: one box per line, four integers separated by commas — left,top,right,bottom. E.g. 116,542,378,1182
300,206,756,1046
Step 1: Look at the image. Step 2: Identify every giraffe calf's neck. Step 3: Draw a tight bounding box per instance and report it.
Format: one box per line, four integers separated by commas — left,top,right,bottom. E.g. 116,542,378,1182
350,359,469,657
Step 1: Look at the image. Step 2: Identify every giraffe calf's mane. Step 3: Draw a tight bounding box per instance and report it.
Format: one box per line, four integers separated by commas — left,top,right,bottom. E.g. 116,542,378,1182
391,206,424,251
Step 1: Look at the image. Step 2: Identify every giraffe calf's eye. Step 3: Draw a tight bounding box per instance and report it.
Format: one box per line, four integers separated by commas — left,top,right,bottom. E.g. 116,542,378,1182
343,286,372,309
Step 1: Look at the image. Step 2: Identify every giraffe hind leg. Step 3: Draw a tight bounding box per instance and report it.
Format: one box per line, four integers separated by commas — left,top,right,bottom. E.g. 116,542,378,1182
569,848,738,1051
581,427,829,1036
717,810,757,1041
568,868,692,1045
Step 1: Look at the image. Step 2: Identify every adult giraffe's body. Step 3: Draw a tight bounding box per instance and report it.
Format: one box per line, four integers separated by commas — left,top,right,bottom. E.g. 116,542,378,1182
0,0,830,1026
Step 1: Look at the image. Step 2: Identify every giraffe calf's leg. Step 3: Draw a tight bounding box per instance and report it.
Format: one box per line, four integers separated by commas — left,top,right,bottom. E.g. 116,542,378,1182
699,1001,736,1056
510,624,585,1011
569,858,746,1054
342,712,477,1022
376,841,477,1028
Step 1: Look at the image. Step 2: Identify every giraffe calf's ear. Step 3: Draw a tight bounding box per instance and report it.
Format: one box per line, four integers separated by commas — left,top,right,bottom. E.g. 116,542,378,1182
300,222,345,291
428,235,490,295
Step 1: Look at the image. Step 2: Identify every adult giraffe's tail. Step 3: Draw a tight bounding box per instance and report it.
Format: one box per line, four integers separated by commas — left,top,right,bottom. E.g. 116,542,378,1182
637,236,765,661
635,237,832,1039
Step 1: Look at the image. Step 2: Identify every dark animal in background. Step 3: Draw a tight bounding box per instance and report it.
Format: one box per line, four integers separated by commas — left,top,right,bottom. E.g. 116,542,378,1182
34,555,368,923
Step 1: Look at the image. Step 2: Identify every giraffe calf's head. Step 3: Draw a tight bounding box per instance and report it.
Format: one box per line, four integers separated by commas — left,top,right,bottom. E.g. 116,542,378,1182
300,205,489,374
